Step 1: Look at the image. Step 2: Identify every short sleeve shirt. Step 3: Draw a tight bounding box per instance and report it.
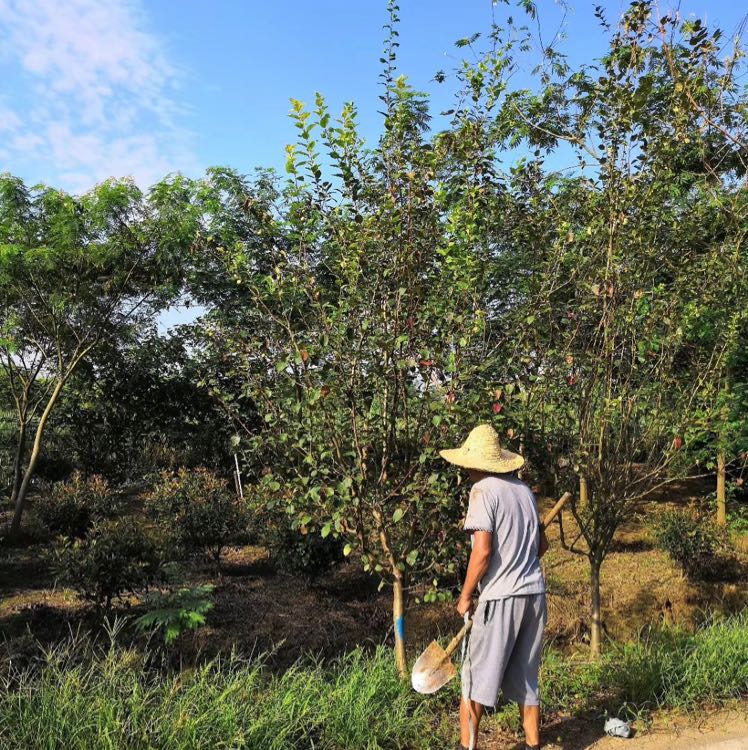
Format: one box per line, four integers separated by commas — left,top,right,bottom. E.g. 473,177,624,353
464,474,545,601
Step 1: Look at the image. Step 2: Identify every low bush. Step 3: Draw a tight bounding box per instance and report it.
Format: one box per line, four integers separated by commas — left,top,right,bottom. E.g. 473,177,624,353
244,487,344,579
268,523,345,579
147,467,246,564
135,584,215,646
649,507,729,579
35,472,121,537
50,518,167,609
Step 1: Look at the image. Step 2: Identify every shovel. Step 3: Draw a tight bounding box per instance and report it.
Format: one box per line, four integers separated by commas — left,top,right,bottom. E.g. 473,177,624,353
411,491,572,694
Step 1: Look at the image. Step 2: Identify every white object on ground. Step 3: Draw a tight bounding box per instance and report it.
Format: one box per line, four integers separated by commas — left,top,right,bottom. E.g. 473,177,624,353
605,718,632,738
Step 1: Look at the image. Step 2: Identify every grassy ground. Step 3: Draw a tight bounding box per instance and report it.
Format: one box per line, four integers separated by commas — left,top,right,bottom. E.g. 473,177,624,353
2,478,745,669
0,615,746,750
1,477,746,748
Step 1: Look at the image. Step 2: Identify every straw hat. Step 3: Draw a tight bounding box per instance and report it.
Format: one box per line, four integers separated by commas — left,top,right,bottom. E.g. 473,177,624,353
439,424,524,473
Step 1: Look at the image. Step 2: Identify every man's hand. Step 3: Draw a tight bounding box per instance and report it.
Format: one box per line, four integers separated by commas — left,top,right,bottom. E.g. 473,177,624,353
457,530,491,619
456,593,474,618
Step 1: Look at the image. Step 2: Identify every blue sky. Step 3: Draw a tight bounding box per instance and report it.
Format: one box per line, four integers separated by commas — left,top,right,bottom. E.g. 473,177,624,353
1,1,746,195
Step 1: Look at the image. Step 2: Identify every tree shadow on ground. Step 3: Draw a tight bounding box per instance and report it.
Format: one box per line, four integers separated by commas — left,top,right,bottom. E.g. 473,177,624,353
535,714,611,750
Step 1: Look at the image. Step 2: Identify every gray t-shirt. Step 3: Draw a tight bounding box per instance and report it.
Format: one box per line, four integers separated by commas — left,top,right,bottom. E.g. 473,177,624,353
464,474,545,601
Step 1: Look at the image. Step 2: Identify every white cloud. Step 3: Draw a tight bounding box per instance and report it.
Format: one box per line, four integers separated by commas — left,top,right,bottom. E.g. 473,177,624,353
0,0,198,191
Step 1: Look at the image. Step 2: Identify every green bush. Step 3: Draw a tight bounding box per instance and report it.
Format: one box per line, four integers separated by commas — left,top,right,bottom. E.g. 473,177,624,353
147,467,246,564
268,523,345,579
244,486,344,579
35,472,121,537
135,584,215,646
50,518,167,608
650,507,728,579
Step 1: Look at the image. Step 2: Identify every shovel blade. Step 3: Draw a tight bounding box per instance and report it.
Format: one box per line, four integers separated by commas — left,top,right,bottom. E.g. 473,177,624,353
411,640,458,694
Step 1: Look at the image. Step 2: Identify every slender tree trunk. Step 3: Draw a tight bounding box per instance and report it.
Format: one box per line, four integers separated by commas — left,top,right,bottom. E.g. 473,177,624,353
392,572,407,678
716,451,727,526
10,379,65,536
8,420,27,508
579,475,588,511
589,557,603,658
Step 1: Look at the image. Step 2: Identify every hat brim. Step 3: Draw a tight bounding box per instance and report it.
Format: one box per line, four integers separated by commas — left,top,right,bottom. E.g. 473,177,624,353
439,448,525,474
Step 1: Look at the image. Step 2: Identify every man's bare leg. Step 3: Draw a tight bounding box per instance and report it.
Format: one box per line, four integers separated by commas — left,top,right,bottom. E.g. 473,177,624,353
518,703,540,748
459,696,484,748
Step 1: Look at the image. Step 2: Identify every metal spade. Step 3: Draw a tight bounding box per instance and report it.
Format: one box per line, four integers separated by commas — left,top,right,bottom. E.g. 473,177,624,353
411,617,473,693
411,491,572,694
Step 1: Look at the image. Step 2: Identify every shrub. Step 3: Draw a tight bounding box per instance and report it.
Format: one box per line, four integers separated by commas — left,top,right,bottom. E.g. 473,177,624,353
268,523,345,579
650,507,728,579
135,584,215,646
241,484,344,579
36,472,120,537
147,467,246,564
50,518,167,609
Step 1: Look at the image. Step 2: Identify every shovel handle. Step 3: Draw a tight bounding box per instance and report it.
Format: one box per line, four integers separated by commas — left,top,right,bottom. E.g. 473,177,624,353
541,491,572,529
446,492,573,656
444,617,473,657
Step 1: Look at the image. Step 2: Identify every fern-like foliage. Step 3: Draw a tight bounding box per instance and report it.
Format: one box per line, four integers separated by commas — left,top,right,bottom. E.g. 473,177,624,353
135,584,215,645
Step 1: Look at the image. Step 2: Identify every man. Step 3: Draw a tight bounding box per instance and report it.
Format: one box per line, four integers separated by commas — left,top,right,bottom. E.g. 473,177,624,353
440,423,549,750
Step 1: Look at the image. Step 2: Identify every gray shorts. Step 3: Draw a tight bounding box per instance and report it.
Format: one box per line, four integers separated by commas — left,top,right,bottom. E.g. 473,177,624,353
461,593,547,707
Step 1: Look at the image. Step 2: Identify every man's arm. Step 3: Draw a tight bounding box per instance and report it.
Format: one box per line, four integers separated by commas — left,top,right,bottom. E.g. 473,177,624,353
456,530,492,616
538,526,549,558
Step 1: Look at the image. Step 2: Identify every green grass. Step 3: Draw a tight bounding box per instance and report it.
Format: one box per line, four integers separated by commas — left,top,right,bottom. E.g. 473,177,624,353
0,641,439,750
609,614,748,711
1,615,746,749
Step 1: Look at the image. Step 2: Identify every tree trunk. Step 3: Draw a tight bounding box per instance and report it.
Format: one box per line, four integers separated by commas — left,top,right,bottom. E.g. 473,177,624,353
579,475,588,511
589,557,603,658
392,573,407,679
10,379,65,536
8,420,27,508
716,451,726,526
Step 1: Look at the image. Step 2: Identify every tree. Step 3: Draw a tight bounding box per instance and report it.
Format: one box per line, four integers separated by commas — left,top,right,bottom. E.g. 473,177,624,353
0,174,196,535
484,2,747,654
189,3,518,676
52,330,231,482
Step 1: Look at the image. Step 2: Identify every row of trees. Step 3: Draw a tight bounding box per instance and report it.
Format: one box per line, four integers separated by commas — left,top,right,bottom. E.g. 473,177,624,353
2,1,746,665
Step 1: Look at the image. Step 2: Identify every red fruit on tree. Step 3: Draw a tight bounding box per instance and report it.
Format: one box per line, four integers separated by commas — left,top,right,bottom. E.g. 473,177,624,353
567,375,577,386
419,359,434,368
492,402,503,414
673,436,683,450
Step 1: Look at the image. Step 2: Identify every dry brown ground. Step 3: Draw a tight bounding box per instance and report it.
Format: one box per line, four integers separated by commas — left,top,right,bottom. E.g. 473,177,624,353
1,478,746,665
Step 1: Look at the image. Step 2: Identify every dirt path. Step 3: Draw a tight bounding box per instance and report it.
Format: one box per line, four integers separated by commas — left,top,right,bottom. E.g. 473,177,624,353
587,719,748,749
470,707,748,750
547,709,748,750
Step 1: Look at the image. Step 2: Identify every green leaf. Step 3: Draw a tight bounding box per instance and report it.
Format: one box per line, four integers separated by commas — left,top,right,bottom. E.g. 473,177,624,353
392,508,404,523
